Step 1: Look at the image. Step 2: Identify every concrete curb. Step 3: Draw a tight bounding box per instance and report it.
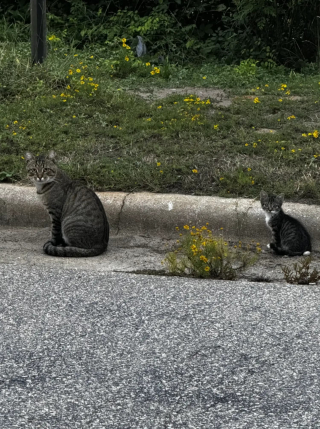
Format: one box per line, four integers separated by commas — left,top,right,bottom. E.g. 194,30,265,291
1,184,320,249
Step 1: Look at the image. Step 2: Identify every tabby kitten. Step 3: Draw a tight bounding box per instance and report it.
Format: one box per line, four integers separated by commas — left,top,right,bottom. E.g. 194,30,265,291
260,190,311,256
25,150,109,257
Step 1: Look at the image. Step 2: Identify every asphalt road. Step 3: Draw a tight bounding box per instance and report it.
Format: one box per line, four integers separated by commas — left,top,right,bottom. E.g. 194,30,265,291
1,263,320,428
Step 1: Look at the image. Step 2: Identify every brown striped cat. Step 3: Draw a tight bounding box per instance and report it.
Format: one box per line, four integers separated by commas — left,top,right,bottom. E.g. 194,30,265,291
25,150,109,257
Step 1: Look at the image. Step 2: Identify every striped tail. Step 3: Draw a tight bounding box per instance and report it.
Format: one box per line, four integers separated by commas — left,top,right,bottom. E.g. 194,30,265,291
270,243,311,257
43,241,107,257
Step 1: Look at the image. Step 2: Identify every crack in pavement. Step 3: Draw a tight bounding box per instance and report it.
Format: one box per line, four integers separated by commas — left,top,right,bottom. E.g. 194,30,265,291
115,191,132,235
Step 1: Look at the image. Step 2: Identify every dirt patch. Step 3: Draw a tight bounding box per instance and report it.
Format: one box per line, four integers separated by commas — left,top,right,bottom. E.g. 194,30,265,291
255,128,277,134
131,87,232,107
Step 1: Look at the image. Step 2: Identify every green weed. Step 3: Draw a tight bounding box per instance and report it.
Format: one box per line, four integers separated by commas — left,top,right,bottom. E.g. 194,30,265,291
282,256,320,285
163,224,258,280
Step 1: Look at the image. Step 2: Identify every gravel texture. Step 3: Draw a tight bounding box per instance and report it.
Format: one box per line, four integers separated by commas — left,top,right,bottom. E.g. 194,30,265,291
0,265,320,428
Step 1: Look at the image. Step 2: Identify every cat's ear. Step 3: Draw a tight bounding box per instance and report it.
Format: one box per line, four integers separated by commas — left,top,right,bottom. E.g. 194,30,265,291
260,190,268,199
277,193,284,203
24,152,34,162
47,150,56,162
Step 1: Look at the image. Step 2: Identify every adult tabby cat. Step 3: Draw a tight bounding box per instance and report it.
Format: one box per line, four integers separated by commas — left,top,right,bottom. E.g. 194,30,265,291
260,190,311,256
25,150,109,257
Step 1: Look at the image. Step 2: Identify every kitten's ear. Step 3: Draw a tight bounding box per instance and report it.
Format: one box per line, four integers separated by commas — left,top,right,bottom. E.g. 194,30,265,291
47,150,56,162
24,152,34,162
277,193,284,203
260,190,268,199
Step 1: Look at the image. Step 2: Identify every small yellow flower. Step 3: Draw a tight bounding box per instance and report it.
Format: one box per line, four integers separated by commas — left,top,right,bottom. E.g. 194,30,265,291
192,169,198,174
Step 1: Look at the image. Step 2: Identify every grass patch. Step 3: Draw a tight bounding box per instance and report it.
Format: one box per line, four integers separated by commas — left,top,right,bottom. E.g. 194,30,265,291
1,40,320,202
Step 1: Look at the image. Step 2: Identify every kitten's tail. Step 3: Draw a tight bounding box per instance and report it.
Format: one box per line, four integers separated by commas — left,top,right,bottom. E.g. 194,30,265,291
44,242,107,257
270,244,311,256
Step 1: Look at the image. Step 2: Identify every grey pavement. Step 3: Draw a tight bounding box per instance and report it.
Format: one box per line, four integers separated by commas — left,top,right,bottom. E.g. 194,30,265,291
1,264,320,428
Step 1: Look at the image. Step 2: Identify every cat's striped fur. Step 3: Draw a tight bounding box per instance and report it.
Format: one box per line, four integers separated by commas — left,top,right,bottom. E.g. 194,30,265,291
25,151,109,257
260,190,311,256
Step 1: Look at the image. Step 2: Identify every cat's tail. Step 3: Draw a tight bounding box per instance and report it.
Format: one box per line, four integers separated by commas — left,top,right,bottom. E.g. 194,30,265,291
43,242,107,257
270,243,311,256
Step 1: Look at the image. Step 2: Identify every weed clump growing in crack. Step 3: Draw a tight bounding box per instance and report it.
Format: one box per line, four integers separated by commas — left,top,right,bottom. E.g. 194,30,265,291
281,256,320,285
163,224,259,280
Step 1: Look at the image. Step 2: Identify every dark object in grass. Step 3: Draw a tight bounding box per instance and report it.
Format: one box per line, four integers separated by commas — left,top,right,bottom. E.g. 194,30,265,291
260,190,311,256
25,150,109,257
282,256,320,284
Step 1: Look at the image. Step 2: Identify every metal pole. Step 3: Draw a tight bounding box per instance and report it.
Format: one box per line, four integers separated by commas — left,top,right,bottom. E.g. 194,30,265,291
31,0,47,64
